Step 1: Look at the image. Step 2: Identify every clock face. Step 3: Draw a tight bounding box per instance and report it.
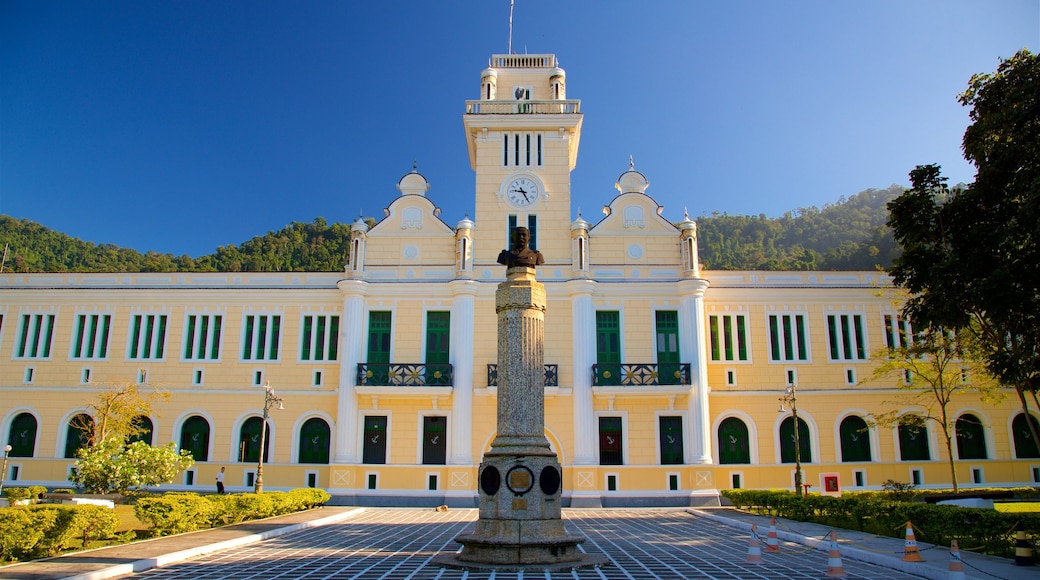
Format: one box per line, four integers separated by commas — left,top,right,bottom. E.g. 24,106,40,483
505,177,540,207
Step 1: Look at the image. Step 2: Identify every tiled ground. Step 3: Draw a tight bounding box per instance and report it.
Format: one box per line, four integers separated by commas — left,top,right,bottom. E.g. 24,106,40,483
133,509,924,579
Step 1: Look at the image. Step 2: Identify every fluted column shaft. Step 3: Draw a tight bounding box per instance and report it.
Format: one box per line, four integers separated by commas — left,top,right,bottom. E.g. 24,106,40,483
678,279,712,464
567,279,597,465
449,280,477,465
335,280,367,463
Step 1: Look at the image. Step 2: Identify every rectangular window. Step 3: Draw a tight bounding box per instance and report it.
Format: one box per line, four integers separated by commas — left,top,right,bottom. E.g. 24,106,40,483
971,467,983,484
768,313,808,362
15,313,56,359
422,416,447,465
503,133,509,166
911,469,922,486
827,314,866,360
606,474,618,491
428,474,438,490
527,215,538,251
82,367,91,383
367,311,392,363
656,311,682,385
71,314,111,359
659,416,684,465
514,133,520,166
1032,467,1040,483
183,314,222,360
128,314,168,360
882,314,912,350
193,369,203,386
184,470,195,486
367,473,378,489
536,134,542,166
595,311,621,386
726,370,736,385
854,470,866,487
731,473,742,489
242,314,281,361
599,417,623,465
300,314,340,361
425,312,450,364
525,134,531,166
709,314,749,361
24,367,34,383
313,370,322,386
668,474,679,491
307,472,318,488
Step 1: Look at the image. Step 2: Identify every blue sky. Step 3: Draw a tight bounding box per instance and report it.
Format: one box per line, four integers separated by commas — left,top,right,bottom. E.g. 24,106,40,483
2,1,1037,258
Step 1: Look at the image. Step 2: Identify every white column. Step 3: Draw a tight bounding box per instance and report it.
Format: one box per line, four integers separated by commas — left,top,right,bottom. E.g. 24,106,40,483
679,279,712,464
449,280,477,465
566,279,597,465
335,280,367,463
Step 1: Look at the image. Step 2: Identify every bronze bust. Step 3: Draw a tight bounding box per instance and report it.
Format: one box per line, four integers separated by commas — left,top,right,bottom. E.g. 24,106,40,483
497,226,544,268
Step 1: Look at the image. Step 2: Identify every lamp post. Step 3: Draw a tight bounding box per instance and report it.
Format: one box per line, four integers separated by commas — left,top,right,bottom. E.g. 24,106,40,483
0,444,11,496
254,382,284,494
779,385,804,497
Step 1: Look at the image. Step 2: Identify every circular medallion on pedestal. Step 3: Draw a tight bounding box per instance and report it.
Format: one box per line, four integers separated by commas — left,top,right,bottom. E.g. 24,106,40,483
479,466,501,496
539,465,562,495
505,465,534,495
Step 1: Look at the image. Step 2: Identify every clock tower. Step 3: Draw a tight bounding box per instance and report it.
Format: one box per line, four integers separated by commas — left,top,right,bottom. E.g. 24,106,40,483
463,54,582,269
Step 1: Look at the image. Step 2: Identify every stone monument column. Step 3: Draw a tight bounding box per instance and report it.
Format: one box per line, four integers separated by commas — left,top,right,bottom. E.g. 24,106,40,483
438,267,603,570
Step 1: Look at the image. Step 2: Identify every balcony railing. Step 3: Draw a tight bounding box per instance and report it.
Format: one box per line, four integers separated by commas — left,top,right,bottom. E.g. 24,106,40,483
465,100,581,115
357,363,453,387
592,363,691,387
487,364,559,387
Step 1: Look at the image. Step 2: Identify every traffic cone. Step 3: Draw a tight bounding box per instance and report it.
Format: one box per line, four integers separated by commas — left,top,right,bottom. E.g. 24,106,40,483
948,540,965,580
745,524,763,564
825,530,846,578
764,517,780,553
903,521,923,562
1015,525,1035,566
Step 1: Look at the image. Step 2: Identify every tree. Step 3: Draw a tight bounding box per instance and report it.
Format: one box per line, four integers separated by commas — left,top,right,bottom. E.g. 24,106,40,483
71,439,194,495
887,50,1040,446
866,327,1002,492
69,381,192,494
71,382,167,446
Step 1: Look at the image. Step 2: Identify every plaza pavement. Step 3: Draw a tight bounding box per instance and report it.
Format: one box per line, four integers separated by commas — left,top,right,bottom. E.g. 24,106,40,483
0,506,1033,580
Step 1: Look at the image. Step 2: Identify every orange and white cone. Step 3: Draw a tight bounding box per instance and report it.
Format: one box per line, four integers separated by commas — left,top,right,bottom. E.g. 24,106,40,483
826,530,846,578
948,539,965,580
765,517,781,553
745,524,763,564
903,521,923,562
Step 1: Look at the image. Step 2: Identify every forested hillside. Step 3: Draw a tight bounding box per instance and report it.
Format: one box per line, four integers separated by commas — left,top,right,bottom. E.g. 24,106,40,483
695,185,902,270
0,217,356,273
0,186,903,273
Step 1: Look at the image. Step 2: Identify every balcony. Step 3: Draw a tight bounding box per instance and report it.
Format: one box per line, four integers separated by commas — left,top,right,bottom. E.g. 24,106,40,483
592,363,691,387
465,100,581,115
357,363,453,387
486,364,560,387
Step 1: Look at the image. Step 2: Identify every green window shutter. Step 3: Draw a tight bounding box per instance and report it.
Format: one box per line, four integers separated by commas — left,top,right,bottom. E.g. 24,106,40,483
595,311,621,386
368,311,392,364
425,311,451,364
659,416,684,465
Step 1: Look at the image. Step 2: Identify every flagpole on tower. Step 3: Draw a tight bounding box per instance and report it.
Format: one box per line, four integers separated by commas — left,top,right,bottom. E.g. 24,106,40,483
508,0,514,54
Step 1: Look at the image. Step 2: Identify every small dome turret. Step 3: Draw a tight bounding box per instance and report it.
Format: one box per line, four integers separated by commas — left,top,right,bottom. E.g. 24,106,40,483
351,215,369,233
397,162,430,196
456,215,474,230
615,156,649,194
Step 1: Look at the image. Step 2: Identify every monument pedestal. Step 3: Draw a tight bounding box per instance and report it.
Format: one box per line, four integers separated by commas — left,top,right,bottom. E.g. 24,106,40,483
436,267,605,570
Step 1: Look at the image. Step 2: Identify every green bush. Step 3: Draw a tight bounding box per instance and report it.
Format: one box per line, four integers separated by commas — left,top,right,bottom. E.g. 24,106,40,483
0,508,55,561
722,489,1040,560
0,504,121,562
289,487,331,509
51,488,76,494
134,493,215,536
3,488,32,502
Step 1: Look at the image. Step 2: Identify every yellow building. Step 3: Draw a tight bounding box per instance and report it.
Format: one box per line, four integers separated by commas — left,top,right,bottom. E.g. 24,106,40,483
1,53,1036,506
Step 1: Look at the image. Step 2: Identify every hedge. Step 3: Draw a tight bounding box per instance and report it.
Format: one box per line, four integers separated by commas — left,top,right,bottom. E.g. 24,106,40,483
135,488,331,536
722,489,1040,560
0,504,119,562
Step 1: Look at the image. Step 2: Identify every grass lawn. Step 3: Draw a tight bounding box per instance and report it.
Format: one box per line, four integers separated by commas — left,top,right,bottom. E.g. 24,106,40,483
995,502,1040,513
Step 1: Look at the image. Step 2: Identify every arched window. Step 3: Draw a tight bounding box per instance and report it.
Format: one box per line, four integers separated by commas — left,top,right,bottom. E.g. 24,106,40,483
7,413,38,457
717,417,751,464
64,413,93,458
898,418,930,460
239,417,270,463
1012,413,1040,459
956,414,987,460
128,415,153,445
299,418,331,464
779,416,811,463
839,416,872,462
179,415,210,462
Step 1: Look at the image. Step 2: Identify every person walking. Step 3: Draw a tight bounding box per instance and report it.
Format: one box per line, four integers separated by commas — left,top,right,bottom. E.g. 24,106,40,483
216,466,225,494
